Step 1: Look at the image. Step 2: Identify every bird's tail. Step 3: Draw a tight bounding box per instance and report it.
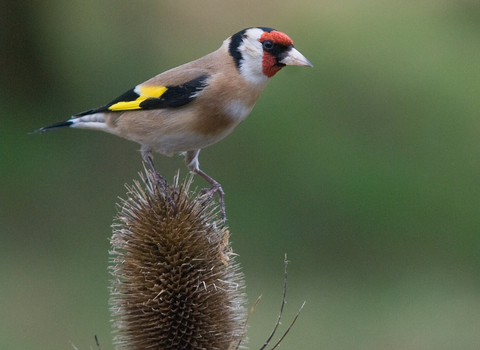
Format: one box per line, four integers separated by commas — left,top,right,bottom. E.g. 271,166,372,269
34,113,109,133
34,120,73,133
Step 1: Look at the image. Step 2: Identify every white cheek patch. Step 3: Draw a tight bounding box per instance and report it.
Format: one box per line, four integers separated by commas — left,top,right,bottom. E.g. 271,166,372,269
224,100,254,122
240,61,269,86
238,28,270,86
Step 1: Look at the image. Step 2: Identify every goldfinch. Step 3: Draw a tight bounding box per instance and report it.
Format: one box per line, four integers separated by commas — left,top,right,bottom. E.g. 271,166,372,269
36,27,312,220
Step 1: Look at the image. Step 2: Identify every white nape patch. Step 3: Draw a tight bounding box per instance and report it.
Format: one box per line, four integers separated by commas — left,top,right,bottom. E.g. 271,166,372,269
224,100,253,122
238,28,270,86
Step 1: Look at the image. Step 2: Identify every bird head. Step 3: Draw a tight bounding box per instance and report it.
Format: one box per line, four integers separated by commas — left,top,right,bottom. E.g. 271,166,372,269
228,27,312,85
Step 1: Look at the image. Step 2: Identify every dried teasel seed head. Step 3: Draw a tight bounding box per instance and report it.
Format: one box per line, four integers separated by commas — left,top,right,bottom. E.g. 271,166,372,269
109,170,247,350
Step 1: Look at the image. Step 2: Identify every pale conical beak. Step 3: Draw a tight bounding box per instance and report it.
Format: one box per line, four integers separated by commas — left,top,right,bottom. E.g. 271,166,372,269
280,47,313,67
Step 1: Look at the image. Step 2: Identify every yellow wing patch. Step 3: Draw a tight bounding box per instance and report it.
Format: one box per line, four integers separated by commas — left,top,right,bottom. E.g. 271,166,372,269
108,85,167,111
137,85,168,98
108,99,148,111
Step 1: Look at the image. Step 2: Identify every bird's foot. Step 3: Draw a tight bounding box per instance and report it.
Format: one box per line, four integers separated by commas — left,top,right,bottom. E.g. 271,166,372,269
152,171,167,189
200,183,226,224
144,155,176,209
149,171,176,209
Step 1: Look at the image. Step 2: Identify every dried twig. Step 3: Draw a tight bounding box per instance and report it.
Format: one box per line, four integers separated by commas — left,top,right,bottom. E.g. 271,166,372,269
257,254,305,350
258,254,290,350
94,335,102,350
269,301,306,350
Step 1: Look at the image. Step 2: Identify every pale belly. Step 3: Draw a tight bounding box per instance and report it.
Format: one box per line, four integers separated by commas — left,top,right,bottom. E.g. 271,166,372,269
108,99,254,155
147,128,237,156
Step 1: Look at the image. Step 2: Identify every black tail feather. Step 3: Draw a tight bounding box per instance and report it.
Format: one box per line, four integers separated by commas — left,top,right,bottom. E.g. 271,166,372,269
34,120,73,133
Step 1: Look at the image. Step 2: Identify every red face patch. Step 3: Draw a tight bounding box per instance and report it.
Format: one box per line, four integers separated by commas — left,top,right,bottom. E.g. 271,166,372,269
262,53,283,77
259,30,293,46
259,30,293,77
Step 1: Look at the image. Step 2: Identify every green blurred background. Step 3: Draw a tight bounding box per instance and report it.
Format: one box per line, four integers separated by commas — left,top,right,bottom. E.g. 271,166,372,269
2,0,480,348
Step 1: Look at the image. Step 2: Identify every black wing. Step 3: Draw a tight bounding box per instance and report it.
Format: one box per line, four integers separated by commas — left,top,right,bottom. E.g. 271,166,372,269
75,74,210,117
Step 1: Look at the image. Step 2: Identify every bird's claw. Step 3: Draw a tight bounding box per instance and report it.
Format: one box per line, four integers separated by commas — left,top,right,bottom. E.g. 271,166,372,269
200,183,226,224
150,171,176,209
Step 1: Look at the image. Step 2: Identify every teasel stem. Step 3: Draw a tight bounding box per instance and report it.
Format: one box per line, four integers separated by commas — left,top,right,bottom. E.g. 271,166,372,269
109,169,246,350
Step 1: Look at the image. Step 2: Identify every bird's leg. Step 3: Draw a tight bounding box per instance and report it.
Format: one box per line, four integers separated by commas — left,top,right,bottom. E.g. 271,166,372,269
141,150,176,209
142,150,167,190
185,150,226,223
197,168,226,223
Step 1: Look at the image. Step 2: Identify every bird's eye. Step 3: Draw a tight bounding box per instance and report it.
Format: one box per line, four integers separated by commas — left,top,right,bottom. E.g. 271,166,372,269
262,40,274,50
